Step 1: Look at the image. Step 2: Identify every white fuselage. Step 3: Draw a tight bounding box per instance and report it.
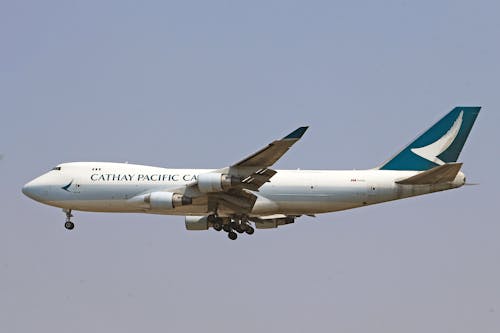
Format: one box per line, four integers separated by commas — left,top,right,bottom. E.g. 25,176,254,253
22,162,465,217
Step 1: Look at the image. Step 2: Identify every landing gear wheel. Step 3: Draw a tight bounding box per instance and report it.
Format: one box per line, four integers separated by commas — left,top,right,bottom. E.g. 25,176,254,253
228,231,238,240
213,223,222,232
245,226,254,235
235,225,245,234
64,221,74,230
222,224,231,232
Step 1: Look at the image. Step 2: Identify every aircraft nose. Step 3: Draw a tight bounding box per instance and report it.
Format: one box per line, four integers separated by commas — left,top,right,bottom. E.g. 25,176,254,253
22,182,31,197
22,180,38,200
22,178,49,201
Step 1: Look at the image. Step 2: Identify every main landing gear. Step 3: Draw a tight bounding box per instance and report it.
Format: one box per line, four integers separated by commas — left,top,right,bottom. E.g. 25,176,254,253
63,209,75,230
208,215,255,240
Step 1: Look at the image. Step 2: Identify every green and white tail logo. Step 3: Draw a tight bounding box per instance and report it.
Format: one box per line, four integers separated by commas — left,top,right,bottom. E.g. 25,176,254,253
410,111,463,165
379,107,480,171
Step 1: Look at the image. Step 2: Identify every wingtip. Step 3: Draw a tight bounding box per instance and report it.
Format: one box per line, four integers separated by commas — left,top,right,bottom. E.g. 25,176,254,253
284,126,309,139
455,106,481,113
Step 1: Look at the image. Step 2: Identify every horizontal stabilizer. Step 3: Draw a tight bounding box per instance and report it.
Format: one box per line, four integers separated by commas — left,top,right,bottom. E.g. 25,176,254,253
396,163,463,185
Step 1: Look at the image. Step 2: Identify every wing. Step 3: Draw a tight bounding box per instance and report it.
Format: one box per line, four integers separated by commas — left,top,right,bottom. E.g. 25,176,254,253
233,126,309,168
226,126,308,191
185,126,309,214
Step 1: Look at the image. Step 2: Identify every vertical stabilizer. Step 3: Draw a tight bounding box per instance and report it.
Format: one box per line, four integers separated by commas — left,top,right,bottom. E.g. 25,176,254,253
379,106,480,171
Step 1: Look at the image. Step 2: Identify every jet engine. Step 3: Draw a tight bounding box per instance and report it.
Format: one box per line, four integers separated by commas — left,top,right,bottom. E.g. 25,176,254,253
185,216,209,230
197,173,239,193
145,192,192,210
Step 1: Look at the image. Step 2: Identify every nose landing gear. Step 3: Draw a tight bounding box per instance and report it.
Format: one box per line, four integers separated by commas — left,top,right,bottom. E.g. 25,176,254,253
63,209,75,230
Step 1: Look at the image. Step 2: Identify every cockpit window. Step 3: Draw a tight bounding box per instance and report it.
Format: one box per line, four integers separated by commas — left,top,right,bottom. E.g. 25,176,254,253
52,166,62,171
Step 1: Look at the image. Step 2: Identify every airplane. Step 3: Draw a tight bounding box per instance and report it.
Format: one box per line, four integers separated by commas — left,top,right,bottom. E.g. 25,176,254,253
22,106,480,240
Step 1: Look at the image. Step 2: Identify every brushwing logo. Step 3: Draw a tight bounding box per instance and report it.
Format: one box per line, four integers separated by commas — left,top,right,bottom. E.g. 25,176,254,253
61,180,73,192
410,111,463,165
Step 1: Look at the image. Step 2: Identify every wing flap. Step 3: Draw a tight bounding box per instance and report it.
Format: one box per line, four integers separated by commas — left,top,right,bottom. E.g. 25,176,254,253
208,189,258,214
396,163,463,185
241,168,277,190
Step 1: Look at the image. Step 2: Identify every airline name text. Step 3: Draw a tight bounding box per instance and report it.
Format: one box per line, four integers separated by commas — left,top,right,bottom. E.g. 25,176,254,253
90,174,198,182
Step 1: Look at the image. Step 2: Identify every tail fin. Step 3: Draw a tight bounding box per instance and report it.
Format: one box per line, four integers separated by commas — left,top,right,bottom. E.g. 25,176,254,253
379,106,480,171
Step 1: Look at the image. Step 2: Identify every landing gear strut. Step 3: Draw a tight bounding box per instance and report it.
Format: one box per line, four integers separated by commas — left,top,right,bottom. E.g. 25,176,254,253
64,209,74,230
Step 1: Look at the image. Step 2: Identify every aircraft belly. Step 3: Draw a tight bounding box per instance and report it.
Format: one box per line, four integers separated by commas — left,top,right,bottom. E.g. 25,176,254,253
255,190,367,215
44,199,140,212
47,198,209,215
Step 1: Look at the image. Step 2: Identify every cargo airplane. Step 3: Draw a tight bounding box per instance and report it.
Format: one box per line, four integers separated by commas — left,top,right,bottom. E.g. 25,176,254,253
22,107,480,240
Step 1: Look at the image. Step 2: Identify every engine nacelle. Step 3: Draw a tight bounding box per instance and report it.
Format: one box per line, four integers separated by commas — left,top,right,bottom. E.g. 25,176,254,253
185,216,209,230
197,173,239,193
145,192,192,210
254,216,295,229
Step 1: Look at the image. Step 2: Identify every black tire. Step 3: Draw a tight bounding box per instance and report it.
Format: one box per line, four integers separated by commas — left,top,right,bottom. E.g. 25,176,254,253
213,223,222,232
64,221,74,230
228,231,237,240
245,226,255,235
222,224,231,232
235,225,245,233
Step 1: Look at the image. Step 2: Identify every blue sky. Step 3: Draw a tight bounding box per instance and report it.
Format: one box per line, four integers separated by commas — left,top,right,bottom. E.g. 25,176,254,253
1,1,499,332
